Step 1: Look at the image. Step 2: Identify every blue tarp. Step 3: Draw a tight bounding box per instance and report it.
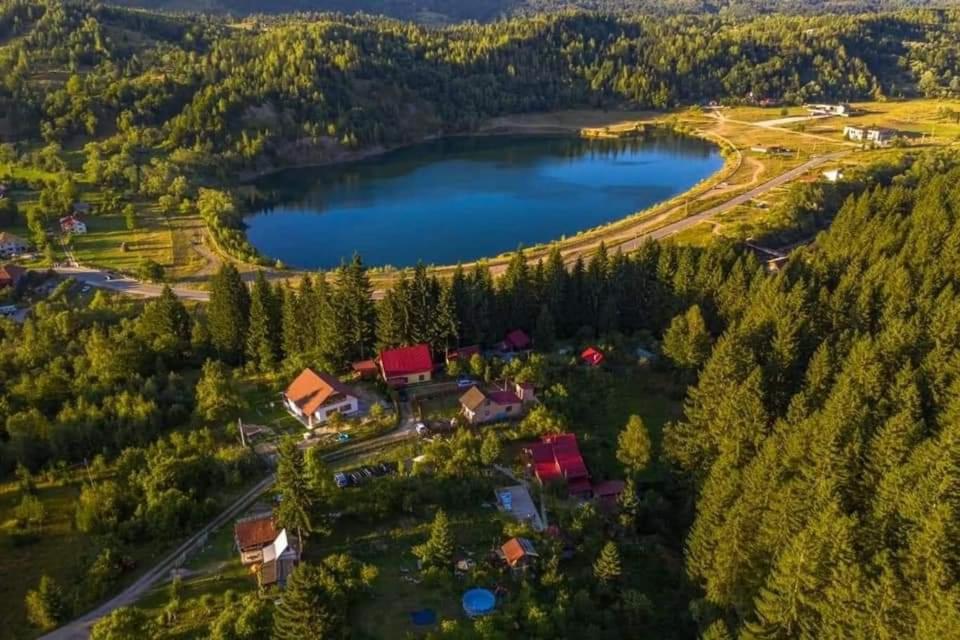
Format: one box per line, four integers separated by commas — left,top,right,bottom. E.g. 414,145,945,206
410,609,437,626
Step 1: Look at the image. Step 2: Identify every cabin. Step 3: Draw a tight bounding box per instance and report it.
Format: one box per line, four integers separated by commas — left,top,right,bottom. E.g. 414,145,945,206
0,264,25,289
526,433,592,498
843,126,897,146
498,329,531,353
581,346,605,367
0,232,29,259
511,380,537,405
378,343,433,387
351,359,379,380
258,529,299,588
234,513,278,565
806,103,852,117
283,368,359,428
499,537,539,572
459,386,523,425
822,169,844,183
59,215,87,235
446,344,480,364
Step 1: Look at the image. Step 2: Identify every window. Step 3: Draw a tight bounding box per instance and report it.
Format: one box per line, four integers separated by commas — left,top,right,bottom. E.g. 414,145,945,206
506,406,512,412
418,374,425,381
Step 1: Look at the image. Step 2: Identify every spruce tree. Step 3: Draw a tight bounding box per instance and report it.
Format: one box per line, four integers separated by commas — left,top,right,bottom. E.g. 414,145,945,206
272,563,344,640
332,254,375,363
25,575,67,631
245,271,278,371
208,263,250,363
275,438,316,550
593,541,622,587
534,304,556,351
413,509,454,571
617,415,653,476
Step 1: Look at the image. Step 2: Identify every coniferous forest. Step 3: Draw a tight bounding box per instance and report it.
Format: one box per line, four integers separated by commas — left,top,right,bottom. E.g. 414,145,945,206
2,1,960,639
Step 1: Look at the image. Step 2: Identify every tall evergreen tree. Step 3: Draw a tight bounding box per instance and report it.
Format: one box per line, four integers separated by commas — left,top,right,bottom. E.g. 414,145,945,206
245,271,279,371
275,438,316,550
207,263,249,363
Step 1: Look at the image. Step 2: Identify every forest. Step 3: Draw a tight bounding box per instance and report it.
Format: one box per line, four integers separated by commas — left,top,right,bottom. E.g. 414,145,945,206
115,0,960,22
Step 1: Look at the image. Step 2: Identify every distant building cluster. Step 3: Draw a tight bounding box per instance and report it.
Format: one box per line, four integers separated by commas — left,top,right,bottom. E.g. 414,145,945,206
843,125,898,146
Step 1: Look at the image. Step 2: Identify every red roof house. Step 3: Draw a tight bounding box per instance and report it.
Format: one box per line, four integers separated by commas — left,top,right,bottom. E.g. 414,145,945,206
446,344,480,364
378,344,433,387
499,329,531,352
0,264,25,289
581,346,605,367
526,433,591,497
352,359,379,379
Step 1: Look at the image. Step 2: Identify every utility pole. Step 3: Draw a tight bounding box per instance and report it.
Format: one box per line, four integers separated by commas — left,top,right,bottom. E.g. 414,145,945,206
239,418,246,447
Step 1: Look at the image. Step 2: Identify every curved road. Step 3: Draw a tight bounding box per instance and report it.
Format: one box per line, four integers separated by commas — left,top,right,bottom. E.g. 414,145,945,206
51,151,846,303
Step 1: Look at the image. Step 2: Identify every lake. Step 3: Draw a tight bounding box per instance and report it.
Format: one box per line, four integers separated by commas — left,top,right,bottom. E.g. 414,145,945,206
244,132,723,269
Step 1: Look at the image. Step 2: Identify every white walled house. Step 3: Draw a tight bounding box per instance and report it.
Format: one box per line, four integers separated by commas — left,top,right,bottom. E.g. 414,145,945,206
283,368,359,428
0,232,29,258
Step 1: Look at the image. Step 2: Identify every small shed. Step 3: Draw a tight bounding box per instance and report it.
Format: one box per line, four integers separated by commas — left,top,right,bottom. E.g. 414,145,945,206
499,537,539,570
352,359,379,379
581,346,605,367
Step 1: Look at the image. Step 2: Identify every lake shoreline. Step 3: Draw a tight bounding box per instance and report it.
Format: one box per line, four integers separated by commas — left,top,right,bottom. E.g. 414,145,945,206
243,131,726,271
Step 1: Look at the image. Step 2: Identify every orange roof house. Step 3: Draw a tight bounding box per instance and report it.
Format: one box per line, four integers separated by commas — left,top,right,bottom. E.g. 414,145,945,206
283,368,359,428
500,537,539,570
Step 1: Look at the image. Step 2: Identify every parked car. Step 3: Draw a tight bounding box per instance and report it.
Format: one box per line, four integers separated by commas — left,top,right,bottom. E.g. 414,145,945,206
456,376,476,389
336,432,351,443
333,462,399,489
415,422,430,436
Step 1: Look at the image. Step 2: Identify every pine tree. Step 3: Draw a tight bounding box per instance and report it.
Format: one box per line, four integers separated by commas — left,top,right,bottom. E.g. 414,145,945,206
25,575,67,631
479,430,501,466
432,281,459,352
272,563,344,640
137,285,191,359
617,415,653,476
280,283,302,363
332,254,376,363
245,271,279,371
617,477,640,533
208,263,249,363
275,438,316,550
663,304,712,373
593,541,622,587
534,304,556,351
195,359,243,422
414,509,454,571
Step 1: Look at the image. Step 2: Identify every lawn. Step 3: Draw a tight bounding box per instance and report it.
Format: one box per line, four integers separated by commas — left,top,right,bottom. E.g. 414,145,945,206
69,213,173,274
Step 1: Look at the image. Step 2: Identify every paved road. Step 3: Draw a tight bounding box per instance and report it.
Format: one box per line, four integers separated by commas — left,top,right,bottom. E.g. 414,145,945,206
41,423,414,640
52,266,210,302
614,151,849,253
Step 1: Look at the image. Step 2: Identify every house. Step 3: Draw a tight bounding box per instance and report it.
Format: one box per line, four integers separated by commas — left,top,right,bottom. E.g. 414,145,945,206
59,215,87,235
499,537,539,571
511,380,537,405
822,169,844,183
235,513,278,565
0,264,25,289
495,485,544,531
498,329,531,353
351,359,379,380
526,433,592,498
593,480,626,509
581,346,605,367
806,103,852,117
0,232,28,258
843,126,897,146
283,368,359,428
460,386,523,425
446,344,480,364
378,343,433,387
259,529,299,588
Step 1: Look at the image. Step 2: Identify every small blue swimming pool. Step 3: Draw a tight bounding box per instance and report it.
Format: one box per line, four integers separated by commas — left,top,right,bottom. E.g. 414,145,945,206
462,588,496,617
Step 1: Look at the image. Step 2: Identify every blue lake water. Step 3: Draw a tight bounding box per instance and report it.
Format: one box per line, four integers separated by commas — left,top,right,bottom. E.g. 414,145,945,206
244,133,722,269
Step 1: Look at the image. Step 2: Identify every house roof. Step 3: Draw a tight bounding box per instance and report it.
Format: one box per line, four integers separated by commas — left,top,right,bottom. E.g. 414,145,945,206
447,345,480,361
379,344,433,377
581,346,605,366
501,537,538,566
504,329,531,350
263,528,292,563
488,390,521,405
235,514,277,550
285,368,356,416
352,359,378,374
527,433,589,486
460,386,488,411
0,264,26,285
592,480,626,499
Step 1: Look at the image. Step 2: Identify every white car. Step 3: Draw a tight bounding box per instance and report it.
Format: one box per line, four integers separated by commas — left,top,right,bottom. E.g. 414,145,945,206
415,422,429,436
